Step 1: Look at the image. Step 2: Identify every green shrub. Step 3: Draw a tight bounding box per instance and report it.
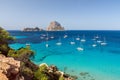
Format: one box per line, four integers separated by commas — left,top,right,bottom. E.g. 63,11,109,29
0,27,14,56
34,64,48,80
59,76,64,80
8,47,34,58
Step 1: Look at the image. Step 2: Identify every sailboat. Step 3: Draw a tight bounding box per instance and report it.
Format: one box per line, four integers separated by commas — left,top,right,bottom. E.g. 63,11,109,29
101,37,107,46
26,43,30,46
97,40,102,43
63,30,68,38
77,42,84,51
64,34,68,38
50,36,54,39
45,33,49,47
76,35,80,40
45,43,49,47
40,36,44,39
81,35,86,42
56,37,62,45
95,35,99,39
92,41,97,47
50,34,54,39
92,36,96,41
95,36,102,43
70,36,75,45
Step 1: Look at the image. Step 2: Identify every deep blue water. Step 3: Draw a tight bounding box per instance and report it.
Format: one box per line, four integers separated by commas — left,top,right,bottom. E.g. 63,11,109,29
9,30,120,80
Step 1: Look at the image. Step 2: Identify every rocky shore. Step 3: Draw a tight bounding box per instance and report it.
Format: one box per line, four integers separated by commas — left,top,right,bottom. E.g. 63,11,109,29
0,53,76,80
0,54,21,80
0,27,76,80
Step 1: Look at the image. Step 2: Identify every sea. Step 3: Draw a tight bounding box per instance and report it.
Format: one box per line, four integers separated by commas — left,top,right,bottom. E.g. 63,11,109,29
8,30,120,80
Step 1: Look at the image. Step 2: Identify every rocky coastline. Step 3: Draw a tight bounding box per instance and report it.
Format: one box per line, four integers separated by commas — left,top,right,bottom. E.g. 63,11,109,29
0,27,76,80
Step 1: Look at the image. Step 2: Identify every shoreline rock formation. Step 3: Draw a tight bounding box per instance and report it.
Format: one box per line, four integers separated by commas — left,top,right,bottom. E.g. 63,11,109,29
0,54,22,80
47,21,64,31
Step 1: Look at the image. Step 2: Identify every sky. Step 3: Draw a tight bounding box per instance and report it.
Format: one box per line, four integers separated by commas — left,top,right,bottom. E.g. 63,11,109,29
0,0,120,30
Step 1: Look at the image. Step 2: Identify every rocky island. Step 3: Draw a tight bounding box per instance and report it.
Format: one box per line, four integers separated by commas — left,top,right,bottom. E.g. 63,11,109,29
47,21,64,31
22,21,65,31
23,27,44,31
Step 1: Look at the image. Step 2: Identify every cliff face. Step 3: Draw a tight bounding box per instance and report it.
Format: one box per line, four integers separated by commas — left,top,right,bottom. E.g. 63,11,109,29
0,54,23,80
47,21,64,31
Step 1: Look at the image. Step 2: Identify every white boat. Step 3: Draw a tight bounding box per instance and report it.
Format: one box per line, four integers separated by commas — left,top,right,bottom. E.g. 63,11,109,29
70,37,75,45
92,40,97,47
101,42,107,45
56,42,62,45
64,34,68,38
45,44,49,47
97,40,102,43
40,36,44,39
76,38,80,40
70,42,75,45
50,34,54,39
81,39,86,42
50,36,54,39
95,35,99,39
77,42,84,51
81,35,86,42
101,37,107,46
42,34,46,37
56,37,62,45
26,43,30,46
92,36,96,40
77,47,84,51
92,44,97,47
76,35,80,40
45,33,49,47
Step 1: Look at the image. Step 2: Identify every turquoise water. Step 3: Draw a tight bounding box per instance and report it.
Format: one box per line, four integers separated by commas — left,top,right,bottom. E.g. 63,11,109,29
9,30,120,80
13,36,27,39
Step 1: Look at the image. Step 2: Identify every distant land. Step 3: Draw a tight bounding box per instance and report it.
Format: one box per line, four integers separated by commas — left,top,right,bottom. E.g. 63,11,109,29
23,21,64,31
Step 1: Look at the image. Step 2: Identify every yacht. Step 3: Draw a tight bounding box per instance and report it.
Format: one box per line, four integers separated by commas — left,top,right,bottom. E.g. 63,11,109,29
95,35,99,39
50,36,54,39
64,34,68,38
92,41,97,47
92,36,96,41
56,42,62,45
56,37,62,45
45,33,49,47
70,37,75,45
45,43,49,47
77,42,84,51
42,34,46,37
40,36,44,39
63,30,68,38
101,37,107,45
77,47,84,51
26,43,30,46
81,35,86,42
92,44,97,47
50,34,54,39
76,35,80,40
97,40,102,43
